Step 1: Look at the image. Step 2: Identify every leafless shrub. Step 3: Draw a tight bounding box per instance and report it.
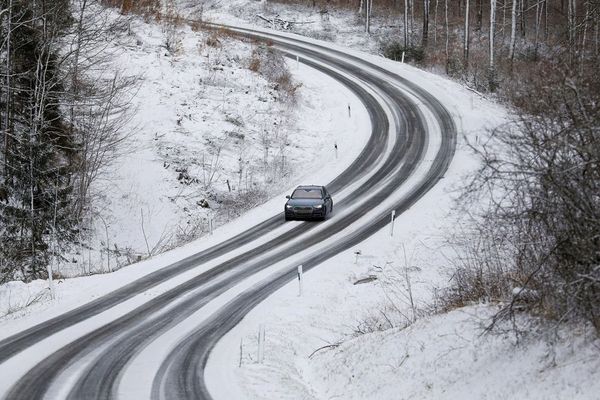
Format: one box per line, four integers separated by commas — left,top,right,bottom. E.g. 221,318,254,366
273,71,302,101
352,248,427,337
248,54,261,72
445,61,600,334
163,6,184,55
189,19,204,32
1,287,50,318
205,31,222,48
173,215,209,245
297,28,336,42
248,44,302,103
352,305,403,336
102,0,160,20
218,187,269,222
436,222,523,313
201,137,226,190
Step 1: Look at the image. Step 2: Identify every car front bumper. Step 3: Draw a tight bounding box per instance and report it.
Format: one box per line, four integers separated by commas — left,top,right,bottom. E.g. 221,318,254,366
285,206,325,220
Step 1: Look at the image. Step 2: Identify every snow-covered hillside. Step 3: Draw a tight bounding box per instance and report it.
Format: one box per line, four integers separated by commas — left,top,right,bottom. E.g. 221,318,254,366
0,3,372,327
1,4,368,313
84,12,358,275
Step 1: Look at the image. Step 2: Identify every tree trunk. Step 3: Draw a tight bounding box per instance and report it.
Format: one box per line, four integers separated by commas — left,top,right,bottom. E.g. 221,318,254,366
594,13,600,57
365,0,371,33
509,0,518,62
580,0,591,70
476,0,483,31
464,0,470,69
410,0,415,45
445,0,449,71
489,0,497,90
568,0,576,62
534,0,542,59
544,0,548,40
72,0,88,219
404,0,409,47
3,0,13,177
433,0,439,45
520,0,526,38
365,0,370,33
423,0,430,47
501,0,507,42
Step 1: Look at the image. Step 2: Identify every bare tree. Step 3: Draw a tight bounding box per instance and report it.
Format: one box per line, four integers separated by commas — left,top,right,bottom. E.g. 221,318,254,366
489,0,497,90
410,0,415,43
453,63,600,334
464,0,470,68
533,0,543,58
445,0,449,68
60,1,135,222
433,0,439,45
404,0,409,46
475,0,483,31
568,0,576,60
365,0,372,33
423,0,430,47
509,0,518,63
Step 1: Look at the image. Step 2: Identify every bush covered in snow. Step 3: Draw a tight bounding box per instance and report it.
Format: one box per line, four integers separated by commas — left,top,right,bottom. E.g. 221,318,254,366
444,62,600,335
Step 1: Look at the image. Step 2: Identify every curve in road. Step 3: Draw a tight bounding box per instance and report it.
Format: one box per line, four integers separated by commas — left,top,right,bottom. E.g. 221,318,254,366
0,24,456,400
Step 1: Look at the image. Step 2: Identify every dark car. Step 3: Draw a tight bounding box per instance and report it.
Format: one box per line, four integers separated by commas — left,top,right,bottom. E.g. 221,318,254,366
284,185,333,221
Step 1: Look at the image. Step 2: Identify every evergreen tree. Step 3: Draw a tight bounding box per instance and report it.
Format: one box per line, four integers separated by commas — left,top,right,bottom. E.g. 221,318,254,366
0,0,77,282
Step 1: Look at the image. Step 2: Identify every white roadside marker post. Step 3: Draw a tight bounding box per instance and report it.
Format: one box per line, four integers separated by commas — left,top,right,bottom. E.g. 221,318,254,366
354,250,361,264
257,324,266,364
390,210,396,237
334,143,338,159
297,264,303,296
401,51,405,63
348,104,351,117
46,264,55,300
239,338,243,368
296,55,300,69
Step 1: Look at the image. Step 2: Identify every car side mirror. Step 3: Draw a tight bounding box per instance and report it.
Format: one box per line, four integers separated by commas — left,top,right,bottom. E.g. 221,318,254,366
286,195,291,199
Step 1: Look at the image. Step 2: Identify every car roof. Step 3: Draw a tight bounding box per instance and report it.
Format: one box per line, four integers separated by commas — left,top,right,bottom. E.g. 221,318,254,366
295,185,324,190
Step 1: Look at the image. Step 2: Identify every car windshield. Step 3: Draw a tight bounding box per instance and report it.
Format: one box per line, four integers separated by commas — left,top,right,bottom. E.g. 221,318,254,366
291,188,323,199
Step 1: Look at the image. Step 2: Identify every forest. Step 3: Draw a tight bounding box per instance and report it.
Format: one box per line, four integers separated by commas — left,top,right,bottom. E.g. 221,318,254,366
0,0,133,283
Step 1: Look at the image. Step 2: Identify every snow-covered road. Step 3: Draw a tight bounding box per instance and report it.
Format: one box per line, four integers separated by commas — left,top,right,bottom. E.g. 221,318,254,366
0,26,455,400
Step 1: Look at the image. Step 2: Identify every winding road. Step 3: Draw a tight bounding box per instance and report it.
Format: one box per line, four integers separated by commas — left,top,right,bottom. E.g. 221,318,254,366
0,24,456,400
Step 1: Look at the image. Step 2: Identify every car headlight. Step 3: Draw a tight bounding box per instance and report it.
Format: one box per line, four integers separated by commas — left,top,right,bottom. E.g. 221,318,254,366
314,204,323,209
285,204,293,209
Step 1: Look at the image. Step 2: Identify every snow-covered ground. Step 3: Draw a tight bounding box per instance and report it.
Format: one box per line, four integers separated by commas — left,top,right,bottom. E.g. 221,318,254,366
1,2,598,399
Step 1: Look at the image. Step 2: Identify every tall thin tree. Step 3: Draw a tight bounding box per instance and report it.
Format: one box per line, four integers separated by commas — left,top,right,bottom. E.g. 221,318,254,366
489,0,497,90
464,0,470,69
423,0,430,47
404,0,409,47
509,0,518,63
